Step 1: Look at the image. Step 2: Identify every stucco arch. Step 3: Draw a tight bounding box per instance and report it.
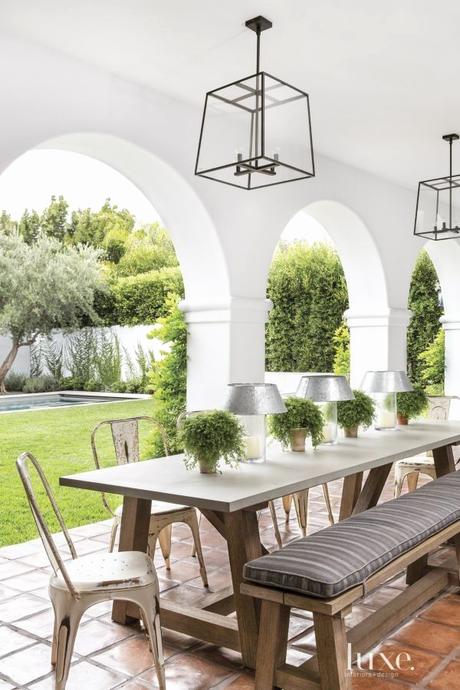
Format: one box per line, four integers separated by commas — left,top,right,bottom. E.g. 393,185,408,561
4,131,230,303
425,240,460,317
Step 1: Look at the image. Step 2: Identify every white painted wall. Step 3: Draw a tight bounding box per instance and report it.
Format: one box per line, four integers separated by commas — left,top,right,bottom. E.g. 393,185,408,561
0,31,458,408
0,337,31,375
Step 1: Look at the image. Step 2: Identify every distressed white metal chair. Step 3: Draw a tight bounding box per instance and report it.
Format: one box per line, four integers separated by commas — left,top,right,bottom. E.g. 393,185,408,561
280,484,335,537
91,416,208,587
394,396,452,496
16,452,166,690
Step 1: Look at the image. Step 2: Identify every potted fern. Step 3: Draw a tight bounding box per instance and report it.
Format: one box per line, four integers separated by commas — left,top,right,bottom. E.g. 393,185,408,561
268,397,323,451
180,410,244,474
396,388,428,425
337,389,375,438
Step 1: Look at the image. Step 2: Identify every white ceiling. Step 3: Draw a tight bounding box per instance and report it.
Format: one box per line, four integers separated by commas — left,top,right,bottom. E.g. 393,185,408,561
3,0,460,189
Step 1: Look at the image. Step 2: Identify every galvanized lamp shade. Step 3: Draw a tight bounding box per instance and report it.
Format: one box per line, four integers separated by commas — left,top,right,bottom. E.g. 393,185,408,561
296,374,354,402
414,134,460,241
361,371,413,431
224,383,286,462
296,375,354,446
195,16,315,190
224,383,286,415
360,371,413,394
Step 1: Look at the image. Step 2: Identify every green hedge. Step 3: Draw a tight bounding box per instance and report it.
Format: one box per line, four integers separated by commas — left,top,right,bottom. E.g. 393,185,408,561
96,266,184,326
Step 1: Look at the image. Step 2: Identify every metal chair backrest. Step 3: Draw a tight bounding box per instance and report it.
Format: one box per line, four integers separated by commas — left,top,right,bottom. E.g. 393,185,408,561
16,452,78,597
91,416,170,516
427,396,451,421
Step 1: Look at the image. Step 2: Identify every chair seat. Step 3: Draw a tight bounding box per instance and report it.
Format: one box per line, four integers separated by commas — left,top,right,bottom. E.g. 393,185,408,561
244,470,460,599
51,551,156,592
115,501,191,518
397,455,435,468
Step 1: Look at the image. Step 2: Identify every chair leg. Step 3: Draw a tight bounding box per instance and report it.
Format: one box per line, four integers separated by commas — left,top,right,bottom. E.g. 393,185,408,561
108,518,119,553
322,483,335,525
269,500,283,549
394,466,405,497
158,524,172,570
293,489,309,536
191,510,202,557
137,588,166,690
406,471,420,493
282,494,292,523
313,611,351,690
51,589,84,690
255,600,290,690
188,510,209,587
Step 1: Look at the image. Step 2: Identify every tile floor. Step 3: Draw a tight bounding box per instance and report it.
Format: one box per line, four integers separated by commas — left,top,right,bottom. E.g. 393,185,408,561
1,473,460,689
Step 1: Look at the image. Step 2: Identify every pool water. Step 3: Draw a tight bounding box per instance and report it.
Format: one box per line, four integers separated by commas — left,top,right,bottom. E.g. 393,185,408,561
0,392,141,413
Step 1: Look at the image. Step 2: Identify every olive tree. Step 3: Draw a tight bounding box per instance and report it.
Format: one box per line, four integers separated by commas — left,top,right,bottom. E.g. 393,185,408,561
0,233,103,393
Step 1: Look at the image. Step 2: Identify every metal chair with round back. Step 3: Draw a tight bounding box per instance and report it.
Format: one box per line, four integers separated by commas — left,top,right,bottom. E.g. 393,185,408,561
16,452,166,690
91,416,208,587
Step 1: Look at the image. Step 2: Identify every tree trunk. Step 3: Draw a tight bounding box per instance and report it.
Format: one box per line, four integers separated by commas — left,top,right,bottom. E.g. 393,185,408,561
0,340,20,394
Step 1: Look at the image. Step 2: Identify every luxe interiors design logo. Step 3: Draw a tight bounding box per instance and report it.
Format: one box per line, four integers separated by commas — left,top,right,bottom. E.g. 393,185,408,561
347,643,415,677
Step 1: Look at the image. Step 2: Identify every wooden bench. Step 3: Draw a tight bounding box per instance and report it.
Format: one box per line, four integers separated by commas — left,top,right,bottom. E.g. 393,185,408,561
241,472,460,689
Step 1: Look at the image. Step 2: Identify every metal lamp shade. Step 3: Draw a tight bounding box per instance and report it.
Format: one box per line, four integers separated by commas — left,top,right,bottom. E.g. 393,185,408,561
295,374,354,402
360,371,413,394
224,383,286,415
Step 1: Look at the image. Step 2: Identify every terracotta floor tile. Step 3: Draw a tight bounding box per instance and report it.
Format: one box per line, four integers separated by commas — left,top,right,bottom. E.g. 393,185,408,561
393,618,460,655
73,618,136,656
139,650,235,689
29,659,126,690
363,586,401,610
222,672,255,689
4,568,50,592
157,558,204,584
429,659,460,689
0,593,49,622
421,597,460,628
0,560,34,580
0,642,54,685
0,539,42,559
365,641,441,683
0,624,35,657
14,607,55,638
352,673,409,689
92,634,175,675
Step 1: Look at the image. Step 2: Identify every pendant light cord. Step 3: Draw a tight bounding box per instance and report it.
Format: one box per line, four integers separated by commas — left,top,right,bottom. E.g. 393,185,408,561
256,26,261,72
450,137,453,228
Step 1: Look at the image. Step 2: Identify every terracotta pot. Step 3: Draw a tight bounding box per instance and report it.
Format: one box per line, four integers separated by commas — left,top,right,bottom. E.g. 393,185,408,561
397,414,409,426
198,457,217,474
344,425,358,438
289,428,307,452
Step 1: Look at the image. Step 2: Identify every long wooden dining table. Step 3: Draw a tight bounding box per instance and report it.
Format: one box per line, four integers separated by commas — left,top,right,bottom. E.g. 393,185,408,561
60,421,460,669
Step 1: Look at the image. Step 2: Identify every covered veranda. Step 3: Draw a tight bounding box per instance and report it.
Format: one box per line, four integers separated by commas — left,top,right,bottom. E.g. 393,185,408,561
3,2,460,689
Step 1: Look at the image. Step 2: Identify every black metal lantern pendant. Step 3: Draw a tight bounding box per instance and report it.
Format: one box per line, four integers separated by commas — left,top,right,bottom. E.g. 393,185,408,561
414,134,460,241
195,16,315,190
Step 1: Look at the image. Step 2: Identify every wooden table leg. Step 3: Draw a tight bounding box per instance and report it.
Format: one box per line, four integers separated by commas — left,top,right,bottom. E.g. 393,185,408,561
112,496,151,624
339,473,363,520
352,463,393,516
433,444,456,477
224,509,264,669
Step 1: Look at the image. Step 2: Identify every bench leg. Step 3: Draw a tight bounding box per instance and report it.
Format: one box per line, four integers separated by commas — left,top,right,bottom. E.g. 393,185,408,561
255,600,290,690
406,554,429,585
314,611,351,690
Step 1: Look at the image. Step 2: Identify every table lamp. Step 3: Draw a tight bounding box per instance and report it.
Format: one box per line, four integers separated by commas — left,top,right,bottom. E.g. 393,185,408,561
296,374,354,445
361,371,413,430
224,383,286,462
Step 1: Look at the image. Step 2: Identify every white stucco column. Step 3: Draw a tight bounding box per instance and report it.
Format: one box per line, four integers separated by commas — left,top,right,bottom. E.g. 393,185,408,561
440,316,460,401
180,297,272,410
345,308,412,388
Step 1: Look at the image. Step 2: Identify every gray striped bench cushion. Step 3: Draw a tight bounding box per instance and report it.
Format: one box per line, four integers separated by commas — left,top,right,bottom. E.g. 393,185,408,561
244,470,460,599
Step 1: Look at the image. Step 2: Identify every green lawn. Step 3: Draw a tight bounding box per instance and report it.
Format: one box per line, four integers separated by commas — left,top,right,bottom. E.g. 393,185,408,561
0,399,156,547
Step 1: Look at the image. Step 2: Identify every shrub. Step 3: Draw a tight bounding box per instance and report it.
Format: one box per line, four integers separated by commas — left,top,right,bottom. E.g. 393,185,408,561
4,372,26,392
22,375,58,393
266,243,348,372
407,251,443,386
397,388,428,421
269,396,323,447
112,266,184,326
180,410,244,473
418,329,445,394
337,390,374,430
333,322,350,375
148,296,187,455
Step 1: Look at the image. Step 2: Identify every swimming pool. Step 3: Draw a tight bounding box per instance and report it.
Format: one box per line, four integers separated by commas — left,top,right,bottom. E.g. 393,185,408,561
0,391,150,413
